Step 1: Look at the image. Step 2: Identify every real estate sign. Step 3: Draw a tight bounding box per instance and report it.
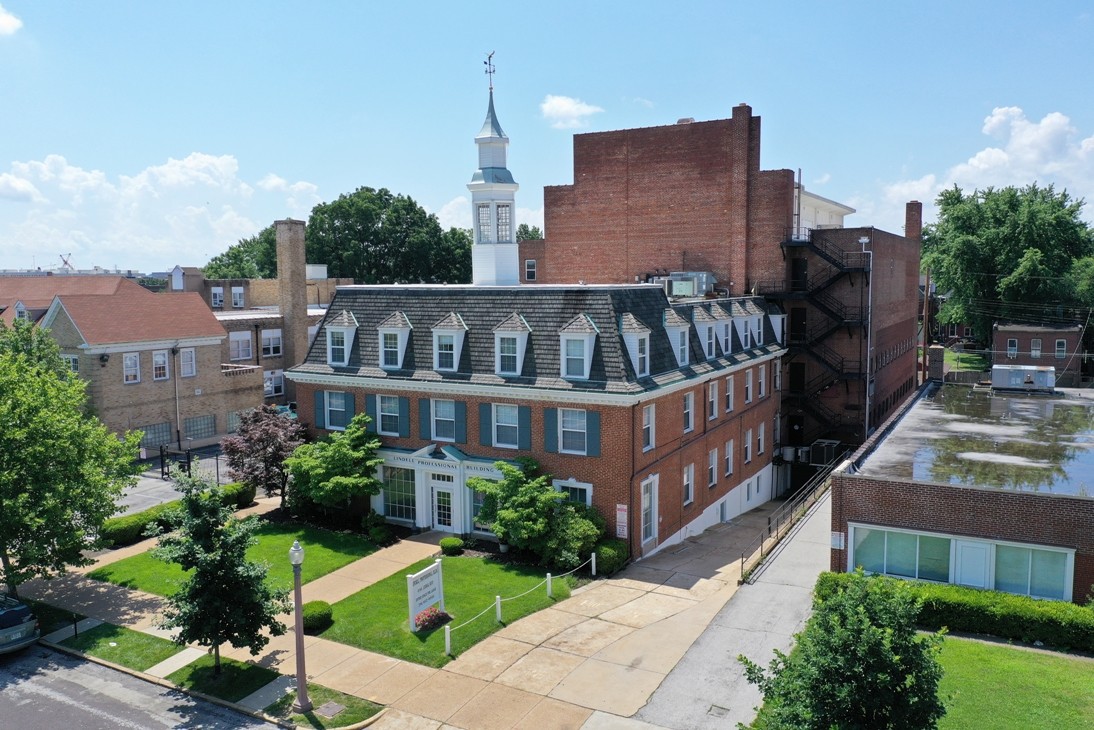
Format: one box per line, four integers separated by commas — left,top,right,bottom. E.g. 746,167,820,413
407,559,445,632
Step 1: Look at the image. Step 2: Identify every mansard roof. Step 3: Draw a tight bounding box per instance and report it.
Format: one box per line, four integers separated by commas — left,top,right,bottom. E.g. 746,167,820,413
493,312,531,332
432,312,468,330
559,313,600,335
618,312,650,334
377,311,411,329
328,310,359,328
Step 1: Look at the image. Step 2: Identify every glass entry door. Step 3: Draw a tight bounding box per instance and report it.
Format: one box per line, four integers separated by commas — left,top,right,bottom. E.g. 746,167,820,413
431,473,455,532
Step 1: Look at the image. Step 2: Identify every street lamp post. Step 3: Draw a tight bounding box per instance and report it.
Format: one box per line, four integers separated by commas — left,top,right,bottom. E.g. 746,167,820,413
289,540,312,713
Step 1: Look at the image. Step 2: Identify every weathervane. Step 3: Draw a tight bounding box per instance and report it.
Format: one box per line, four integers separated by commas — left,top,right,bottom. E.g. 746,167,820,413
484,51,495,92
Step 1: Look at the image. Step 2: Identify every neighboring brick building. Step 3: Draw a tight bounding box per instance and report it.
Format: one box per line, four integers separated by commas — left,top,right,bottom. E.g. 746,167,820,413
521,103,922,447
831,381,1094,604
0,275,263,449
992,322,1083,387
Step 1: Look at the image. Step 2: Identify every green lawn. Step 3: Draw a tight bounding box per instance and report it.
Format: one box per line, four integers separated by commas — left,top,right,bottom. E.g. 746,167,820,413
322,556,571,668
167,654,281,703
87,521,377,596
265,682,382,729
943,348,989,372
939,637,1094,729
60,623,182,672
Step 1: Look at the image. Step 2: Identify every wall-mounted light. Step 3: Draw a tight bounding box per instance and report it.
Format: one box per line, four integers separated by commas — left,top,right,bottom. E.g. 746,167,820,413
99,353,110,366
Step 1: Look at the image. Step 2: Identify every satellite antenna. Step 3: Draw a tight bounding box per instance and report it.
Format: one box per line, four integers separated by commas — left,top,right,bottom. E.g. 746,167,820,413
484,51,495,91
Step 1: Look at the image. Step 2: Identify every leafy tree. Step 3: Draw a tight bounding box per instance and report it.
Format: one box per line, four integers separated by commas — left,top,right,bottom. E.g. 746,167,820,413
284,413,382,519
153,474,290,675
739,570,946,730
468,459,604,570
222,406,306,509
0,320,142,598
922,184,1093,341
305,187,470,284
204,225,277,279
516,224,543,241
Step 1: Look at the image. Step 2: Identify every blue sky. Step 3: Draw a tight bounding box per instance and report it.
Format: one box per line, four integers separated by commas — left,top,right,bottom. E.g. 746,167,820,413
1,2,1092,274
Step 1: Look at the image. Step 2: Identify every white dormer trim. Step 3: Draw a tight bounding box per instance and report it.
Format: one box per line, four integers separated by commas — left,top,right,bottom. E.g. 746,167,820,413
753,315,764,346
326,310,359,367
432,313,468,373
495,331,529,376
377,328,410,370
622,331,651,378
560,333,596,380
734,316,751,350
665,325,689,367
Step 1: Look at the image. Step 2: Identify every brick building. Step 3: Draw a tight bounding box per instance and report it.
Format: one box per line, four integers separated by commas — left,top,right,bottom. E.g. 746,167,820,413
520,103,922,446
992,322,1083,387
831,381,1093,604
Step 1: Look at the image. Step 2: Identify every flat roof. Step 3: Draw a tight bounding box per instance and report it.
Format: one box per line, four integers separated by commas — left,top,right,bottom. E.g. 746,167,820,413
858,382,1094,498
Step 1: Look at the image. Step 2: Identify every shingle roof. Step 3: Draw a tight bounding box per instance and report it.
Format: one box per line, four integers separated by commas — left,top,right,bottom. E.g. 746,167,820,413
692,306,717,324
329,310,359,328
618,313,650,334
433,312,468,330
663,309,689,328
494,313,531,332
377,311,411,329
59,291,224,345
559,313,599,335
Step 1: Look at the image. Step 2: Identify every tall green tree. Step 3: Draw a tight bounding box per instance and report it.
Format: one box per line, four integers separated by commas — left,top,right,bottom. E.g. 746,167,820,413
204,225,277,279
739,571,946,730
516,224,543,240
222,405,307,509
284,413,382,519
922,184,1093,340
0,320,141,598
305,187,470,284
153,474,290,675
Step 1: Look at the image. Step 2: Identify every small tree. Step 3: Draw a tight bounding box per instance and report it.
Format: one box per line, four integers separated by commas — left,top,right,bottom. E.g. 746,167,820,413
153,474,290,675
739,570,946,730
469,459,603,570
516,224,543,241
222,405,306,508
284,413,382,521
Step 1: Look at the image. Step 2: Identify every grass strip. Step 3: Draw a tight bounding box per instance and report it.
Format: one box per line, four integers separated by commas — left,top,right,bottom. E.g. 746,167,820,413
264,682,383,729
59,623,182,672
166,654,281,703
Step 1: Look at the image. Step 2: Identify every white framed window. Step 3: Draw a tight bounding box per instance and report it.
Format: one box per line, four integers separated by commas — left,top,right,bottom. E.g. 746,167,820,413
704,326,716,359
210,287,223,307
742,322,752,349
754,316,763,346
61,354,79,373
708,381,718,420
1056,339,1066,359
493,404,519,449
773,360,781,391
436,333,456,370
642,404,655,451
745,369,753,403
378,395,400,436
382,332,400,368
636,335,649,377
525,259,537,281
231,286,244,308
677,330,689,366
725,439,734,475
721,321,732,354
641,475,658,543
383,466,417,522
758,422,765,454
744,428,753,463
261,329,283,357
229,331,252,361
555,478,592,507
683,392,694,433
497,335,519,375
559,407,587,455
123,352,140,384
725,375,734,412
683,463,694,505
1007,338,1018,358
496,203,511,242
477,204,492,243
180,348,196,377
325,391,349,431
564,337,586,378
432,399,456,442
759,365,766,397
708,448,717,487
327,328,352,366
152,350,169,381
263,369,284,397
1030,338,1041,359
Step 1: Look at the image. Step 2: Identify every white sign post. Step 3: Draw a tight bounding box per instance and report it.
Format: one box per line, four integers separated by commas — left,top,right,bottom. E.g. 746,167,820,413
407,559,445,632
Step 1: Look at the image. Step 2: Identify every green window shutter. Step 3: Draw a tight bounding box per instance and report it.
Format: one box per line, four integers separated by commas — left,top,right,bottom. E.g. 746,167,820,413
479,403,493,447
419,399,431,440
544,408,558,453
346,392,356,422
314,391,325,430
586,410,601,457
454,401,467,444
518,406,531,450
363,394,375,432
398,397,410,438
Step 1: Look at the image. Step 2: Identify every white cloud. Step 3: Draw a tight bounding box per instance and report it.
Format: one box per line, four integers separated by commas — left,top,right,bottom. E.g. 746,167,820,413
630,96,654,109
255,172,319,215
540,95,604,129
0,4,22,35
0,173,40,201
434,196,471,230
517,206,544,233
813,173,831,185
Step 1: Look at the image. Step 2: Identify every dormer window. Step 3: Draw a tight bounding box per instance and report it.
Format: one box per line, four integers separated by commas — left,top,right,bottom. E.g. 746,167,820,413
432,312,468,373
705,327,716,358
692,308,718,361
753,316,764,346
377,311,411,370
664,309,690,368
325,310,358,367
493,313,531,377
620,313,651,378
637,336,649,376
559,314,598,380
498,336,518,373
564,338,585,377
210,287,224,308
677,330,689,366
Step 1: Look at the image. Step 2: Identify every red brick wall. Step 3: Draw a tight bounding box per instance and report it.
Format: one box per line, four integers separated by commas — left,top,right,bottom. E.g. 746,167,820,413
831,472,1094,603
992,327,1083,386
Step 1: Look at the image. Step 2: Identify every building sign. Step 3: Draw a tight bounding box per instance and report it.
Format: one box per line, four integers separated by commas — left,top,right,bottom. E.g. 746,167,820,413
407,559,445,632
616,504,628,539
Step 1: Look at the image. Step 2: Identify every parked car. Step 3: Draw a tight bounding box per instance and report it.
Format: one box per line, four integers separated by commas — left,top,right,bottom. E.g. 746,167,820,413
0,595,39,654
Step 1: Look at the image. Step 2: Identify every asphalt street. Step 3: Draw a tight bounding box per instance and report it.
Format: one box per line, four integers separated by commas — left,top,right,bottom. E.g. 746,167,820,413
0,645,276,730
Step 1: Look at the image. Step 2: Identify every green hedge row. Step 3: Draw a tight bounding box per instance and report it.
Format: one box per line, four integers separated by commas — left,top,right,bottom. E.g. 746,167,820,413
101,482,256,547
594,538,630,576
815,571,1094,652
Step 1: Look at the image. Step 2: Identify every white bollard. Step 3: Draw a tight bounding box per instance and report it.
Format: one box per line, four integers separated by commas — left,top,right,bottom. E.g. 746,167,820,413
495,595,502,623
547,573,553,598
444,625,451,656
592,551,598,576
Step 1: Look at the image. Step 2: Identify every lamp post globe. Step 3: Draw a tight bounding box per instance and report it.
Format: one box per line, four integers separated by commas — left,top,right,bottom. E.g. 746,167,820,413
289,540,311,713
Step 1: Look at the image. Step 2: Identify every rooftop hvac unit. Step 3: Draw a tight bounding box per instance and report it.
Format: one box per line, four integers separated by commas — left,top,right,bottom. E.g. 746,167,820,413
796,447,810,464
810,439,842,466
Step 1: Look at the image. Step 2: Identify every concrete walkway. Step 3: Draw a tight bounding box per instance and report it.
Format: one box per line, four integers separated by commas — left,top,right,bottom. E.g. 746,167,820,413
26,495,825,730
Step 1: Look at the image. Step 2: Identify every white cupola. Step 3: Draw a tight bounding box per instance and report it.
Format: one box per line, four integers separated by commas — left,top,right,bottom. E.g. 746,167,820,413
469,55,520,286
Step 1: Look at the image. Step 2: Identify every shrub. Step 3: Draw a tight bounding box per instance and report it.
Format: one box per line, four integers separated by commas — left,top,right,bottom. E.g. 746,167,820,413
594,538,630,575
362,509,386,531
414,606,451,632
439,537,465,556
100,500,181,547
368,525,395,547
815,571,1094,652
301,600,333,634
219,481,256,509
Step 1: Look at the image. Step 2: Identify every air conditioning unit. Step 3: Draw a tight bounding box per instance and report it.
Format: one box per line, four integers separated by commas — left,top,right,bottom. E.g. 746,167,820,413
810,439,842,466
796,447,810,463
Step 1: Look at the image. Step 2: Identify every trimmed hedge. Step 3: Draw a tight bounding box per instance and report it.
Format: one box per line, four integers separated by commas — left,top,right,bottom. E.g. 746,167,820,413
815,571,1094,652
439,537,465,556
594,538,630,575
220,481,256,509
302,600,333,634
100,482,255,547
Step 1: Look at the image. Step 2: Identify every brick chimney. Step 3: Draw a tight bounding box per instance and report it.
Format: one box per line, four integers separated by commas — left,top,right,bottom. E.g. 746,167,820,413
276,219,308,403
905,200,923,241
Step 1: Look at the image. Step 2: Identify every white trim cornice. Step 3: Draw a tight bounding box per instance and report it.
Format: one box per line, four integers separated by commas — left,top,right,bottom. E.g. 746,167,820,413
80,336,225,354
